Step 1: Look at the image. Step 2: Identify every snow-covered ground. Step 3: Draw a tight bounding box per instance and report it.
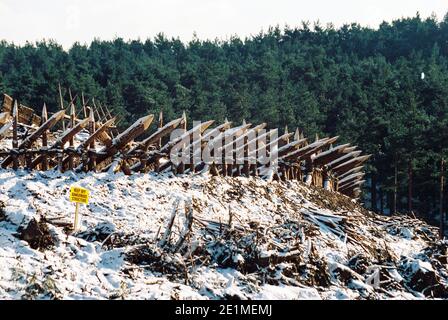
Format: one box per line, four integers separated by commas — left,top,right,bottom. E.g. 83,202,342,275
0,169,446,299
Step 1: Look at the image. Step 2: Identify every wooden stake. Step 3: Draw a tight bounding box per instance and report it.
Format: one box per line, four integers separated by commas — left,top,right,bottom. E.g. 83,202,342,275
88,107,96,171
73,202,80,231
12,100,18,170
58,83,66,131
41,103,48,170
81,92,87,118
440,158,445,239
68,103,76,170
178,111,187,174
158,109,163,148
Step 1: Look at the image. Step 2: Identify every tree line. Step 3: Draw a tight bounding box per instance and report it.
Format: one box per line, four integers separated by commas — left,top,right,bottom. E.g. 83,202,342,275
1,13,448,223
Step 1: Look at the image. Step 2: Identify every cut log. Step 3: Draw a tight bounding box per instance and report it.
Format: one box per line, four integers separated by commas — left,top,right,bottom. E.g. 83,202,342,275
336,165,364,180
312,143,351,166
95,114,154,167
325,150,363,169
332,155,371,175
1,110,65,169
127,116,184,154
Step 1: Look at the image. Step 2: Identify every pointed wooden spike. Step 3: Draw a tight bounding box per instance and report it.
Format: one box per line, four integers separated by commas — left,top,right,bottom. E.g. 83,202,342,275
89,107,95,122
242,119,246,126
315,133,319,142
79,117,115,150
158,110,163,128
294,128,300,141
41,103,48,121
12,100,18,117
326,136,339,145
94,114,154,168
70,102,76,116
284,125,289,135
58,83,66,131
182,111,187,130
141,114,155,131
343,146,357,153
12,100,18,152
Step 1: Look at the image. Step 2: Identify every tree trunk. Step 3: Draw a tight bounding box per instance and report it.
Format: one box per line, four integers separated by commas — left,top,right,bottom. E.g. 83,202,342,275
371,173,377,212
408,159,413,213
379,185,384,214
440,158,445,239
393,154,398,214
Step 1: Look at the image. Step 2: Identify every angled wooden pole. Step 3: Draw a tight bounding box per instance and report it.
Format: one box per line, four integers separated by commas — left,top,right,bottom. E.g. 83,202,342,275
95,114,154,170
81,92,87,118
88,107,96,171
242,120,250,177
178,111,187,174
12,100,19,170
58,83,66,131
158,109,164,149
41,103,49,170
68,102,76,170
100,101,119,137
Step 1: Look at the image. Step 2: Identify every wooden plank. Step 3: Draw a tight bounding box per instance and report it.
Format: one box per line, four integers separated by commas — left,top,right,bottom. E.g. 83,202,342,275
41,104,49,170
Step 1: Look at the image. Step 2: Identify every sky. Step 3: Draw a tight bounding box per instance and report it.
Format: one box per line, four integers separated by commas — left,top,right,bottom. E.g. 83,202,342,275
0,0,447,49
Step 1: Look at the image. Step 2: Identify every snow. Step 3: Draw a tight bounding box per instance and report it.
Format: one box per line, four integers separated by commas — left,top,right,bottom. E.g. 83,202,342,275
254,284,321,300
0,168,446,300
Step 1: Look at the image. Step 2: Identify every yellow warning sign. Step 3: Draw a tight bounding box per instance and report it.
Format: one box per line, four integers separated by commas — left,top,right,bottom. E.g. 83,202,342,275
69,186,90,204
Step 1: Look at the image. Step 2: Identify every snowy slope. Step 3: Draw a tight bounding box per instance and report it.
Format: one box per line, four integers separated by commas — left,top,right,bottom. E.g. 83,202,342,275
0,169,447,300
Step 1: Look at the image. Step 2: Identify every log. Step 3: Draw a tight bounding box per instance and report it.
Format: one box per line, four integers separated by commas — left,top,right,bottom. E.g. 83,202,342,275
68,103,76,170
30,117,91,170
277,137,308,157
311,143,351,166
336,165,364,180
128,116,184,154
339,179,366,192
41,104,49,170
281,137,338,162
94,114,154,167
325,150,362,169
2,109,65,169
338,172,365,186
332,155,371,175
12,101,18,169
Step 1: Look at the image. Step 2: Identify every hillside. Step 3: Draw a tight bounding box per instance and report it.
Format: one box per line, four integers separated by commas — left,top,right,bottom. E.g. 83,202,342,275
0,170,446,299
